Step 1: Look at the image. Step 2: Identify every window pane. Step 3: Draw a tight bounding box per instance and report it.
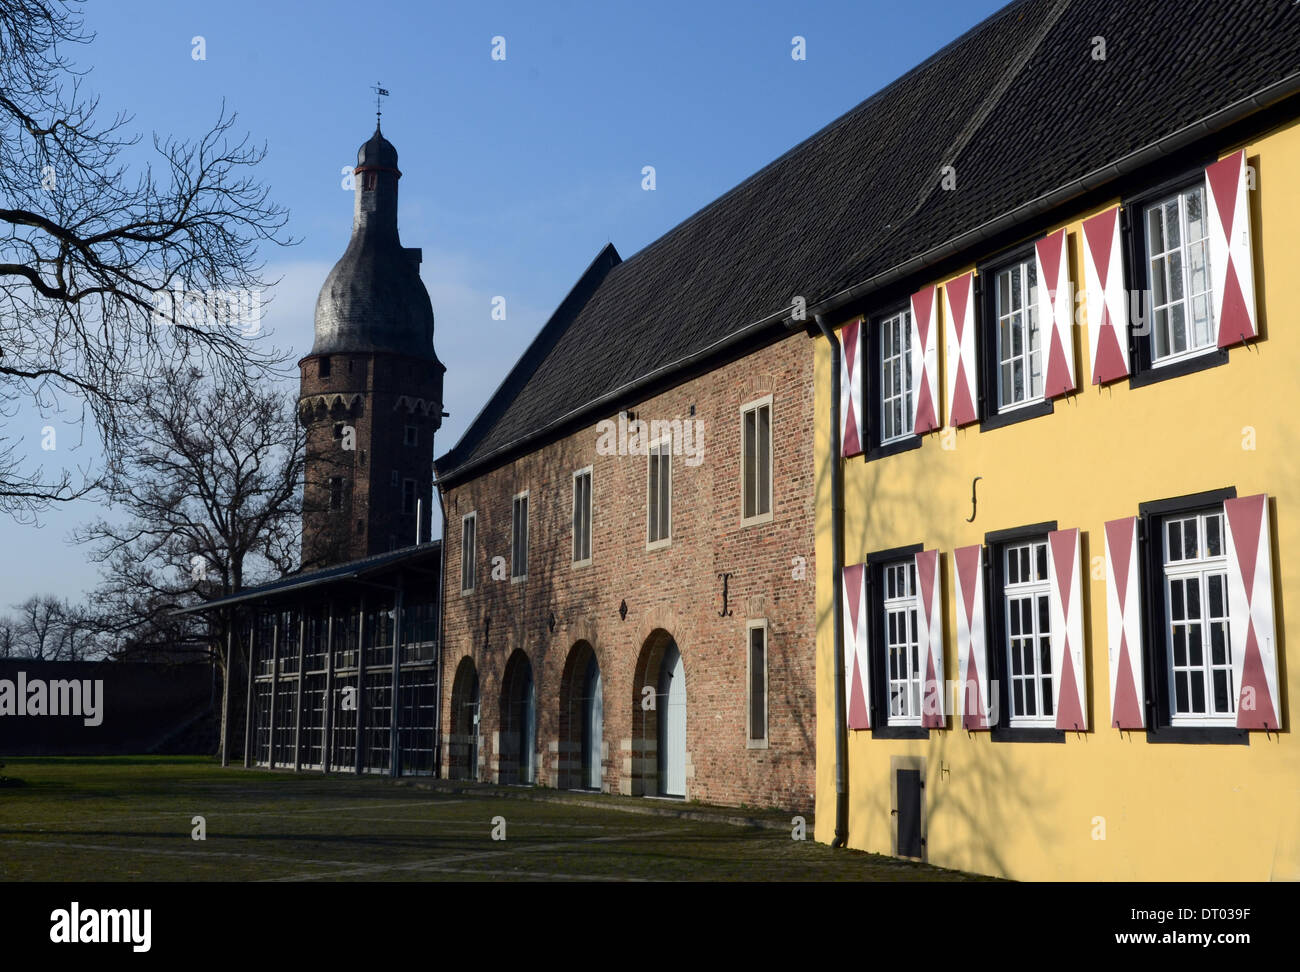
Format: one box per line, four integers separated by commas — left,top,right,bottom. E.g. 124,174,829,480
749,628,765,740
757,405,771,515
743,410,756,519
648,455,659,539
1206,516,1222,558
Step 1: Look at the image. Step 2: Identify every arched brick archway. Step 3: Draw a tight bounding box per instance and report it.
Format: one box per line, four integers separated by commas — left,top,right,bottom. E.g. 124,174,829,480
447,656,479,781
498,649,536,785
631,628,687,798
558,641,603,791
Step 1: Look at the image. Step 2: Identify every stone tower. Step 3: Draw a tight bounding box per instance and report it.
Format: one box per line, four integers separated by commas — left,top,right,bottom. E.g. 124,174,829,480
299,126,445,568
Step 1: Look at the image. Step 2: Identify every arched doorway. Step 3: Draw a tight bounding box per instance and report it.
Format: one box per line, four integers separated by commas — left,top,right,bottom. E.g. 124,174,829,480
658,642,685,796
559,642,603,790
499,650,536,785
448,657,479,781
632,629,686,798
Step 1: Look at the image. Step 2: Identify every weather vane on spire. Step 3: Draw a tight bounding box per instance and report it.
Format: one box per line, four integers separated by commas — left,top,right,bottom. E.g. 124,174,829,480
372,82,389,128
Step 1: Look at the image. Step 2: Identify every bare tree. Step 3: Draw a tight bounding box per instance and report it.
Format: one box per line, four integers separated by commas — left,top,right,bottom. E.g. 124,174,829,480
0,614,17,658
76,363,304,754
12,593,64,659
0,0,293,521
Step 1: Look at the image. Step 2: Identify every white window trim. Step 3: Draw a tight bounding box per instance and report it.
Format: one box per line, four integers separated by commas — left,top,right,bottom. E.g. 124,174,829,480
883,560,923,727
1003,539,1055,729
460,511,477,595
511,490,529,583
1162,510,1234,727
746,619,769,748
572,466,593,568
739,394,774,527
646,435,672,550
878,309,915,446
1145,185,1216,368
994,258,1045,413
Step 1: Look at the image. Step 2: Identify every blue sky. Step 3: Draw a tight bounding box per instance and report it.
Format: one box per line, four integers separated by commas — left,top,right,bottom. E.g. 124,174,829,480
0,0,1007,606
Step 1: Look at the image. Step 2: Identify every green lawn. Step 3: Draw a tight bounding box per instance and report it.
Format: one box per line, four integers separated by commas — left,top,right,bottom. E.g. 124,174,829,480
0,757,981,881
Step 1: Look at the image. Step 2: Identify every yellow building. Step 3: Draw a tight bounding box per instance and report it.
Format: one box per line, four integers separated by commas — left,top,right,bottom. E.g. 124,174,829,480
810,3,1300,880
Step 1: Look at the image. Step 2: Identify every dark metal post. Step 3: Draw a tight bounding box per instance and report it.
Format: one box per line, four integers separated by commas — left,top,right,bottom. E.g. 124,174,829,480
268,614,281,768
243,614,256,768
220,617,232,767
293,605,306,772
390,582,404,778
356,593,367,775
322,599,335,773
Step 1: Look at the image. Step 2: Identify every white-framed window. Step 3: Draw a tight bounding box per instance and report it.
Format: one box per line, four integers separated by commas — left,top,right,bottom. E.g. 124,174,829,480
994,258,1043,410
572,466,592,566
511,491,528,581
460,512,477,594
1003,538,1053,727
882,559,922,726
1145,184,1214,365
879,309,914,444
1162,509,1233,725
740,395,772,524
746,620,769,747
647,437,671,548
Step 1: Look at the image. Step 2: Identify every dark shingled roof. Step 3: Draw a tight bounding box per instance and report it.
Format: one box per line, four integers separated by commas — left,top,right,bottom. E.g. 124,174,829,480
437,0,1300,484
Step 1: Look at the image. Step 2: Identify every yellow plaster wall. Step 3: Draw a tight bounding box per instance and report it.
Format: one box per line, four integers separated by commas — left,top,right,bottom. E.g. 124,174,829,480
813,117,1300,880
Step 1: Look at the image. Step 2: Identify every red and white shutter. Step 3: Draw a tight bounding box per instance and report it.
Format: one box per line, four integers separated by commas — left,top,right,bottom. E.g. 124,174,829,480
915,549,945,727
1224,494,1280,730
953,544,989,729
840,319,864,457
1081,206,1130,385
910,285,940,434
1035,228,1076,398
1206,149,1258,348
843,562,871,729
1104,516,1145,729
943,272,979,428
1047,528,1087,730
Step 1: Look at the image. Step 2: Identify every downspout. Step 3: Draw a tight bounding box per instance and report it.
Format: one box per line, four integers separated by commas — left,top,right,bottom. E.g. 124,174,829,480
814,313,849,849
433,473,448,779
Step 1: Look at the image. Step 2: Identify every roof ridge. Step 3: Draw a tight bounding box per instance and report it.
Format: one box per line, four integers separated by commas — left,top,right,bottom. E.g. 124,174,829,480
848,0,1074,275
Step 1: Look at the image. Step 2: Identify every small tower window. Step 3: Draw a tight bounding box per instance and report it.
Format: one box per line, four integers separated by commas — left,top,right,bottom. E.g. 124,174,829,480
319,357,331,378
363,170,377,191
391,470,399,487
404,425,418,447
329,477,345,510
333,422,345,440
402,478,417,514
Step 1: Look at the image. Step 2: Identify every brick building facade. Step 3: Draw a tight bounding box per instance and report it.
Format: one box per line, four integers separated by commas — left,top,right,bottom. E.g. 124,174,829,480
437,330,817,811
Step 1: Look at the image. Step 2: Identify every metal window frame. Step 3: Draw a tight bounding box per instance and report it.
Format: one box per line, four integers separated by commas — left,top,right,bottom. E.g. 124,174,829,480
646,435,672,550
739,394,774,526
460,510,477,594
745,618,770,748
510,490,529,581
572,466,593,567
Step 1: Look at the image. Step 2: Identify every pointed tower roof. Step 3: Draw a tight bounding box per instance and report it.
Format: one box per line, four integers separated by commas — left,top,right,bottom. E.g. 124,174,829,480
311,127,441,362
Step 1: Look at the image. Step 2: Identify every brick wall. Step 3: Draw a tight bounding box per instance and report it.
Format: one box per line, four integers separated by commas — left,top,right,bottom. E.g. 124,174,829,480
439,331,817,812
300,352,440,565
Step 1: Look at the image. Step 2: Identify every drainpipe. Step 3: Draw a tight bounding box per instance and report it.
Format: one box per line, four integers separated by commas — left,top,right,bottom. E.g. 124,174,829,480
814,313,849,849
433,473,448,779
